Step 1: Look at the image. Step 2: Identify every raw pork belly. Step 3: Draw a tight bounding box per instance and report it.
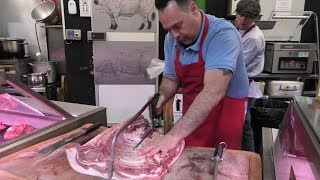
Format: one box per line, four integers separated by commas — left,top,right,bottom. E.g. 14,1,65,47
66,116,185,179
3,122,34,140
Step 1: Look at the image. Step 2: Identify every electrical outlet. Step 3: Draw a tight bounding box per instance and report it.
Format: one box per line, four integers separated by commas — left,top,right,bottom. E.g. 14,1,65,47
68,0,77,15
65,29,81,40
79,0,91,17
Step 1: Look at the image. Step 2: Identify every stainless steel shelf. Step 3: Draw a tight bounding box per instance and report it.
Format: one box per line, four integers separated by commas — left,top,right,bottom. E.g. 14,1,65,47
40,24,63,29
256,73,319,79
5,87,46,94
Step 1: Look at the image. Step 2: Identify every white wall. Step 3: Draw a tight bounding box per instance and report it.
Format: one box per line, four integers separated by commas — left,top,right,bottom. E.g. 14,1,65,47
96,85,156,125
260,0,306,41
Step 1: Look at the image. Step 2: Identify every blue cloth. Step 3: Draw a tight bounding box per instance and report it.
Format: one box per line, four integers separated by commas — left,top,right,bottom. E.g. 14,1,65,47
163,12,249,98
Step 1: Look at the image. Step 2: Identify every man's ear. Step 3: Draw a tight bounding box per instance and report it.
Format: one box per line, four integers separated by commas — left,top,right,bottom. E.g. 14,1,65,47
189,1,198,15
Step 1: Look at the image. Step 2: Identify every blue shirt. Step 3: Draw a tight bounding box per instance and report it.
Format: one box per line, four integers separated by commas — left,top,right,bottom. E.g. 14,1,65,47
163,12,248,98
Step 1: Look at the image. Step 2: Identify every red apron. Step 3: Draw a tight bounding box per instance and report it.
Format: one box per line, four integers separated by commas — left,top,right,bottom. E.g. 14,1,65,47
241,23,256,38
174,15,247,149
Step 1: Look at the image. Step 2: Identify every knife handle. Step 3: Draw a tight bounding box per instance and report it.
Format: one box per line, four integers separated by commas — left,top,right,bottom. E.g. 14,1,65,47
214,143,223,158
63,122,102,143
149,93,160,119
84,122,103,134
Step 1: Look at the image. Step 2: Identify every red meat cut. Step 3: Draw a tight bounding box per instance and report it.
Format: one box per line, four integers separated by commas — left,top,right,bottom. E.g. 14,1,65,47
66,115,185,179
3,122,34,140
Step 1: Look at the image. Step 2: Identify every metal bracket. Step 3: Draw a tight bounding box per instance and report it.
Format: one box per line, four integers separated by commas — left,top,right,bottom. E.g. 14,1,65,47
87,31,106,41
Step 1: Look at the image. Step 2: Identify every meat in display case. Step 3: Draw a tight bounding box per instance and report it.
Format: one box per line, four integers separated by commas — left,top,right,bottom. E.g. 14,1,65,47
0,72,106,157
262,96,320,179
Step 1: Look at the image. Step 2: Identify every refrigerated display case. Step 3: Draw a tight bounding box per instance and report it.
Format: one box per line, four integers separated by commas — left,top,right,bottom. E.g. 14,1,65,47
0,72,106,157
262,96,320,179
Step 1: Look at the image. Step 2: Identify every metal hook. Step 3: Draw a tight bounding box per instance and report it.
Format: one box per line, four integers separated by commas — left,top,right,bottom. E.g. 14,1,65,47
219,142,227,151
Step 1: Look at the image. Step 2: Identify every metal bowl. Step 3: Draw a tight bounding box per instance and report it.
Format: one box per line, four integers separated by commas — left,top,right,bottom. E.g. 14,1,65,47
31,1,58,24
23,73,48,87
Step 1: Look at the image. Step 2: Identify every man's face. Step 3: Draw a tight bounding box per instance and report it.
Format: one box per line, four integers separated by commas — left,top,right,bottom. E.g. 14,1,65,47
235,13,256,30
159,1,198,46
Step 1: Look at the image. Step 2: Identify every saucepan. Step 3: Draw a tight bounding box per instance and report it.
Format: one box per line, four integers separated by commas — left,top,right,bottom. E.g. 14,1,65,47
23,68,52,87
0,38,28,59
29,62,57,84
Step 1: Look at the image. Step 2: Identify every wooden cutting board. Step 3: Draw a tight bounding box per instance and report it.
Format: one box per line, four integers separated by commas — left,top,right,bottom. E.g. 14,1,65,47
0,125,261,180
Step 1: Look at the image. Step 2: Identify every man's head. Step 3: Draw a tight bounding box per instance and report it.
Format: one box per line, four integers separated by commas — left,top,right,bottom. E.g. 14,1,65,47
235,0,261,30
155,0,202,46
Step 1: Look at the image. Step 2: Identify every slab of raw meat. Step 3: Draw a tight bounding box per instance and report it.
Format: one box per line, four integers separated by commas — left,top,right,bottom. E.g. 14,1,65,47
3,122,34,140
66,115,185,179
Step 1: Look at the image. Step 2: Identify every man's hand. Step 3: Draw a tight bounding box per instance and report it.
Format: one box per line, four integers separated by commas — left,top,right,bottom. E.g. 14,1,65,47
139,133,180,158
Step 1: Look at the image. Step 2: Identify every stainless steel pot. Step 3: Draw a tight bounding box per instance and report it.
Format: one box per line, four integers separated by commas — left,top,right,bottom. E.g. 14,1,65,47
0,38,27,59
23,73,48,87
29,61,57,84
31,1,58,24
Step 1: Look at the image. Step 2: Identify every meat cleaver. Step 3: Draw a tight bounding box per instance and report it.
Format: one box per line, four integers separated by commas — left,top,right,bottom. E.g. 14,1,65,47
34,122,102,160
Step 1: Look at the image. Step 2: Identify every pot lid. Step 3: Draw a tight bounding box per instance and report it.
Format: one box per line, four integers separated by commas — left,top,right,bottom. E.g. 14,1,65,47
0,37,25,41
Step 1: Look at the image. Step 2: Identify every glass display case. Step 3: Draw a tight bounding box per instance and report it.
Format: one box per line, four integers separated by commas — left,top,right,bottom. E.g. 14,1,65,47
262,96,320,179
0,72,106,157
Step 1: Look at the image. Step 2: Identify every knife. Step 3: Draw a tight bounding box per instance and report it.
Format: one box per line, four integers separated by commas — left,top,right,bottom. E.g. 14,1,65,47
34,122,102,160
212,143,224,180
132,93,160,150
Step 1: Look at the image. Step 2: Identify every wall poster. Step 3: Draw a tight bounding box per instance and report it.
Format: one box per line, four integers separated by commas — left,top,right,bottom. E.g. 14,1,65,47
93,41,156,84
92,0,157,32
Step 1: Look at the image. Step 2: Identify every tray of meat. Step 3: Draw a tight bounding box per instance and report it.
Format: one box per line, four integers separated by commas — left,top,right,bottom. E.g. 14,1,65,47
3,122,35,141
0,122,35,142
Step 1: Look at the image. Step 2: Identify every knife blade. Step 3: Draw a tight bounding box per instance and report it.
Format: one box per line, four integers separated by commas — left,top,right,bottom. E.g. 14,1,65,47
212,143,224,180
132,93,160,150
34,122,102,160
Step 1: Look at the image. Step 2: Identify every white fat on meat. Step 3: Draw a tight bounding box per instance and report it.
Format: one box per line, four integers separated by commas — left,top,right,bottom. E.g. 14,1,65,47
66,115,185,179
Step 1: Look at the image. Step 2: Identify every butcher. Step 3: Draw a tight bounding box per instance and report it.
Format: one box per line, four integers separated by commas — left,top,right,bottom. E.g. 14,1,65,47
140,0,249,157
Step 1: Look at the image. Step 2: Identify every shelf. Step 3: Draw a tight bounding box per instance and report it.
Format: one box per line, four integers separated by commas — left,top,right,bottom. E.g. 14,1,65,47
40,24,63,29
256,73,319,79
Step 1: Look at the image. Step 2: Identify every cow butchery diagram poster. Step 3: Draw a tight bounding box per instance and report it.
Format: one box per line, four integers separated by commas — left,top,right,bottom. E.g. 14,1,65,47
92,0,157,32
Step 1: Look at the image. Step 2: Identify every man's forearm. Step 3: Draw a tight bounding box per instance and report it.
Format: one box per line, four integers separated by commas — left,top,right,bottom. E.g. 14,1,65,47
167,69,232,141
159,76,180,103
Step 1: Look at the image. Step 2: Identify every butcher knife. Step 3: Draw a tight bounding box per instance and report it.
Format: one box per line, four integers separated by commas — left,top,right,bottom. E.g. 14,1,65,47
34,122,102,160
212,143,224,180
132,93,160,150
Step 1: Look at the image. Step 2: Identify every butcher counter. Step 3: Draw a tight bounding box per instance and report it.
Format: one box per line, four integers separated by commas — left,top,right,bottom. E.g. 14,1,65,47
0,124,262,180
